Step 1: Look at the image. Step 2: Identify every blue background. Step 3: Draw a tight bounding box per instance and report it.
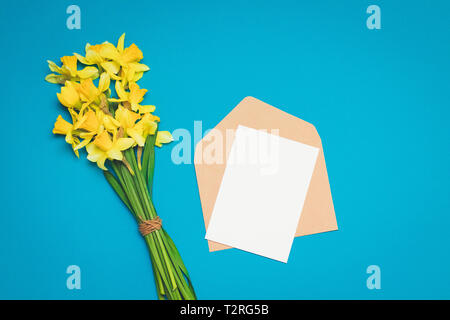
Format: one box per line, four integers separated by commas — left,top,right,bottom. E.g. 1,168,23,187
0,0,449,299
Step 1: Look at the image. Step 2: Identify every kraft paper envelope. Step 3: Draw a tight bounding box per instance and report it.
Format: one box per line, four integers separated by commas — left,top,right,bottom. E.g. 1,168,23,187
194,96,337,252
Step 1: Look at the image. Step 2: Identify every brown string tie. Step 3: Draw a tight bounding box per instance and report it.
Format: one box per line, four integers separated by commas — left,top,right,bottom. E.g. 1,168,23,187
138,217,162,236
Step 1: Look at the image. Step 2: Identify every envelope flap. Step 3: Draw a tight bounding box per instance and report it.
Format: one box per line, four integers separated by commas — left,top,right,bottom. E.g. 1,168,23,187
199,96,322,149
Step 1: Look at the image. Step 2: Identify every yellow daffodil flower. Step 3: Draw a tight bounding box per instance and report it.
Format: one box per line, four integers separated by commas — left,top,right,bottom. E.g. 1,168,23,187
114,105,140,129
57,81,82,109
75,109,100,133
74,43,107,66
86,130,134,170
46,55,99,84
109,81,154,113
48,35,172,172
73,109,121,150
99,34,149,83
101,111,121,132
102,33,143,64
155,131,173,147
78,72,110,105
114,105,161,147
73,109,101,150
52,115,80,157
127,113,160,147
119,60,150,84
114,105,145,145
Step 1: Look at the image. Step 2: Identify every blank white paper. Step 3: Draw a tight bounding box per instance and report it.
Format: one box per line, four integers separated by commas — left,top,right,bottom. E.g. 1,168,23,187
205,125,319,263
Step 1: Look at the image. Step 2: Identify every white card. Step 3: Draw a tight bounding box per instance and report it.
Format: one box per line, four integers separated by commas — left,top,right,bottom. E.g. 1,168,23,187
205,125,319,262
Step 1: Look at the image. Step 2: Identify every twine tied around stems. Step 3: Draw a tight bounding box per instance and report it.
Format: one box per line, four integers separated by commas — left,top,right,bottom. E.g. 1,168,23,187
138,216,162,236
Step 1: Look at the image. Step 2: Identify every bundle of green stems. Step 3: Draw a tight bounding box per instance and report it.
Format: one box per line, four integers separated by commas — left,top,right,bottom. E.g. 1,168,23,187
104,133,196,300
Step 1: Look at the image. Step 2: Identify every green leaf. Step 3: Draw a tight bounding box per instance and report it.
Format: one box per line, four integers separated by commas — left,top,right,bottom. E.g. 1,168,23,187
103,170,132,212
162,229,196,299
142,127,158,196
118,159,146,220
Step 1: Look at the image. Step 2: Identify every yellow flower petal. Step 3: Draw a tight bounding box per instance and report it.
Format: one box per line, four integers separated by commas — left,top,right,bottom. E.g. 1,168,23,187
139,114,158,134
128,82,146,106
115,105,140,129
121,43,143,63
77,43,106,65
60,56,78,77
108,98,124,103
100,42,120,60
47,60,62,73
130,62,150,72
78,79,100,102
98,72,110,92
115,81,128,101
97,155,108,170
57,81,80,108
120,82,148,112
93,130,114,151
117,33,125,53
144,121,158,136
53,115,73,135
77,66,99,79
74,137,93,150
138,105,156,114
102,115,121,131
65,131,74,144
74,53,90,65
155,131,173,147
125,64,137,83
45,74,66,84
86,143,108,170
86,143,101,161
133,72,144,82
101,61,121,78
75,110,99,132
115,137,135,151
127,127,145,147
107,149,123,161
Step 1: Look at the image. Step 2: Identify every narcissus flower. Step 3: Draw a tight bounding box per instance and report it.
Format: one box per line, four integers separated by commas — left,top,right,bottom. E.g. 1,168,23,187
57,81,82,109
155,131,173,147
109,81,154,113
52,115,80,157
78,72,110,105
86,130,134,170
46,55,99,84
99,34,149,83
74,43,108,66
101,112,121,132
73,109,102,150
114,105,144,145
114,105,140,129
127,113,159,147
75,109,100,132
48,35,172,167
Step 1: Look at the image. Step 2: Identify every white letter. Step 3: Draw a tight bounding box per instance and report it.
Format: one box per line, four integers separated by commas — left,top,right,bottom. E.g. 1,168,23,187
66,265,81,289
366,265,381,289
203,129,224,165
66,5,81,30
366,5,381,30
171,129,192,164
193,121,204,164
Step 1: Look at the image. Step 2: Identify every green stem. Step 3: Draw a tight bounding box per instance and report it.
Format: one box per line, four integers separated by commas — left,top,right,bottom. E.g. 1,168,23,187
104,150,196,300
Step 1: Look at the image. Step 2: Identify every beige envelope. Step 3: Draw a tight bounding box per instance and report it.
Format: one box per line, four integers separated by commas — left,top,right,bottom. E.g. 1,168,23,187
194,96,337,252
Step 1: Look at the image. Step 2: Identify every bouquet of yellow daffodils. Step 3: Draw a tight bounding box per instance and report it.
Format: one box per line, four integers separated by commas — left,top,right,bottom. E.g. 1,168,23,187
46,34,196,300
